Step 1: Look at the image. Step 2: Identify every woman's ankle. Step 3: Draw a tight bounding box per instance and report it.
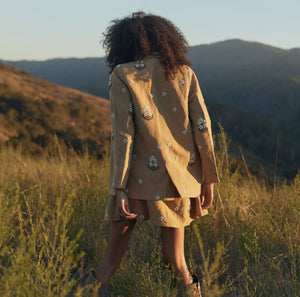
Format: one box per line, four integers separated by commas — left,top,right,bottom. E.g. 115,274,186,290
176,273,193,288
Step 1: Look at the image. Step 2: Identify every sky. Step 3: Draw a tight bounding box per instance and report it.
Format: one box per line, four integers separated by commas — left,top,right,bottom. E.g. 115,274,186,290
1,0,299,61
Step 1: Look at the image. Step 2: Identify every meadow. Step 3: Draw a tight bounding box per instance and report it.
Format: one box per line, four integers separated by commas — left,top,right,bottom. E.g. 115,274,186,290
0,131,299,297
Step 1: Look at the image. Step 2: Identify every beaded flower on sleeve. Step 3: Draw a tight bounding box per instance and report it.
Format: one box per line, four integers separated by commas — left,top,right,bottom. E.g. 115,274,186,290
197,117,208,133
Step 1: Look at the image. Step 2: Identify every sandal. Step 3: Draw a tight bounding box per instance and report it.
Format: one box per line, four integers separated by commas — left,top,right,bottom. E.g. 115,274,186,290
176,275,202,297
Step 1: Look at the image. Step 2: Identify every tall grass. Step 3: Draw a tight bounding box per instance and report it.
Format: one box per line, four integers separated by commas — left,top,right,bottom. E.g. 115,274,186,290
0,129,299,296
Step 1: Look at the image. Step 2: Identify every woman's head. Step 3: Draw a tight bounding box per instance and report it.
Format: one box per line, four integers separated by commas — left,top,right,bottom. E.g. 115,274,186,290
103,12,192,80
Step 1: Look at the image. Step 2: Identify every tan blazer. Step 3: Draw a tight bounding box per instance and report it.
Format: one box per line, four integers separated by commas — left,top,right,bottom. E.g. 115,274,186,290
108,55,219,200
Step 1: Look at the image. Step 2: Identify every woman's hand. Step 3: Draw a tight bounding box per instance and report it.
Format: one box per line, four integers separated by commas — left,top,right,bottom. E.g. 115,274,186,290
115,189,137,219
200,183,214,210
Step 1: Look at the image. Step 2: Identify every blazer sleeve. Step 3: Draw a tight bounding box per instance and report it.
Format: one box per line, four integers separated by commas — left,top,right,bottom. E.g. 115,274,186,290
188,71,220,183
109,68,135,191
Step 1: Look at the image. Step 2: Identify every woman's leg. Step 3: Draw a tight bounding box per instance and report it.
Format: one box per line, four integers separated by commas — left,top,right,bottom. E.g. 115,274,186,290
93,219,136,283
161,226,193,287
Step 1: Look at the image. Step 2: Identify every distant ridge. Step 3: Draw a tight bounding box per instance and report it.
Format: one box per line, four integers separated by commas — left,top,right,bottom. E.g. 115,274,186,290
187,39,285,68
201,39,286,51
3,39,298,99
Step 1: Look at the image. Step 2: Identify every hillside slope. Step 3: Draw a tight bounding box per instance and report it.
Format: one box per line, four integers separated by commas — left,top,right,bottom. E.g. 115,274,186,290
2,57,109,97
188,39,300,140
0,63,111,155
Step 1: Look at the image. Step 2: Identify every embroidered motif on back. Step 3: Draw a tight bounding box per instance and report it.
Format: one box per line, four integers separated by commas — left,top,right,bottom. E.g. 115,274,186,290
129,101,134,116
197,117,208,133
143,105,153,120
189,152,196,165
134,60,145,70
148,155,159,171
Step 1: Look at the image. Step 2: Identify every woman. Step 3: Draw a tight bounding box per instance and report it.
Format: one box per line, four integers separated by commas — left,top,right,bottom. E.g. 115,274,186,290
86,11,219,297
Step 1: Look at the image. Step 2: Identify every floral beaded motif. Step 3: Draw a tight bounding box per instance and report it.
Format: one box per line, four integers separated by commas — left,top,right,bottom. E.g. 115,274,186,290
197,117,208,132
148,155,159,171
189,152,196,165
134,60,145,70
143,105,153,120
129,101,134,116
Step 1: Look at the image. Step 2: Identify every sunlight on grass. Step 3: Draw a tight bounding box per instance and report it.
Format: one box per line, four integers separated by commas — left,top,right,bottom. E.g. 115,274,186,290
0,128,299,296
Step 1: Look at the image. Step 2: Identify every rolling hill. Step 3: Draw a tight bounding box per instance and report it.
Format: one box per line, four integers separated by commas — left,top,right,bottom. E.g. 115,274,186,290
187,39,300,140
0,62,111,155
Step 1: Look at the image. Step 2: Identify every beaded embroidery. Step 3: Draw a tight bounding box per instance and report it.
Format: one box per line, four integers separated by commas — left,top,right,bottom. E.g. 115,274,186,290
189,152,196,165
197,117,208,132
148,155,159,171
134,60,145,70
129,101,134,116
143,105,153,120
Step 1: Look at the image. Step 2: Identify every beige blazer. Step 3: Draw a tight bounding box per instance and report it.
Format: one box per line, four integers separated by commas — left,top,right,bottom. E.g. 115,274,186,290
108,55,219,201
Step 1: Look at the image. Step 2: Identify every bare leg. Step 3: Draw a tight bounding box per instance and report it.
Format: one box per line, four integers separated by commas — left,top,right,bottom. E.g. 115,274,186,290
161,226,193,288
93,219,136,283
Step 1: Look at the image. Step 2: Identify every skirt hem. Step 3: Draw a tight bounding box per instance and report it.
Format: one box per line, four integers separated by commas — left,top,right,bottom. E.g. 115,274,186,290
104,197,208,228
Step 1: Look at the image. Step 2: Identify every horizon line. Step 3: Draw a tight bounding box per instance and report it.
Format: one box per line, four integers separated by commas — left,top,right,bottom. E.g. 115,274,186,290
2,38,299,62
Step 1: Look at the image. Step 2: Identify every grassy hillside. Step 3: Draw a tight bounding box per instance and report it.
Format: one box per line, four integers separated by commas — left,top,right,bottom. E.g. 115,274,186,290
0,62,111,155
0,131,299,297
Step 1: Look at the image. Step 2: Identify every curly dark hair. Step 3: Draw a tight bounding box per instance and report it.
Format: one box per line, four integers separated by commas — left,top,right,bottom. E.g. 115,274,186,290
102,12,192,80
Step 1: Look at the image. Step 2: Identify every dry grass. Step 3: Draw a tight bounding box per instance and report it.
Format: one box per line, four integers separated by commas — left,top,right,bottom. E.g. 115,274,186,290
0,130,299,296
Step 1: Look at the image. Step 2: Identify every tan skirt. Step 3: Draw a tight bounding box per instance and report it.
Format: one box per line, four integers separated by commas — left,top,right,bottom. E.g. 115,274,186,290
104,196,208,228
